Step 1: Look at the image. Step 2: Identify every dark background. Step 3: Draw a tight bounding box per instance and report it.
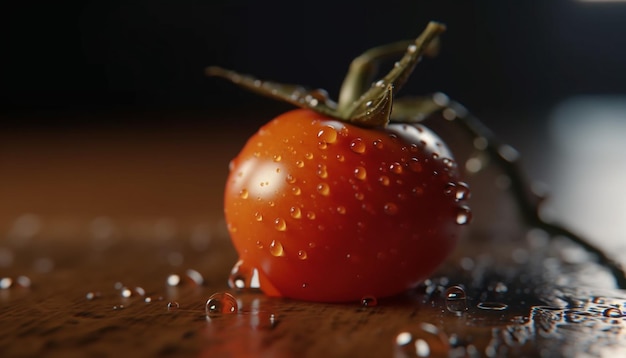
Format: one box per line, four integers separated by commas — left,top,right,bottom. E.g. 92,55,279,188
2,0,626,126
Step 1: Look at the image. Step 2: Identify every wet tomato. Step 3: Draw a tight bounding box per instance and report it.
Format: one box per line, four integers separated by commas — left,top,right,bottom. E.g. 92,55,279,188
224,108,470,302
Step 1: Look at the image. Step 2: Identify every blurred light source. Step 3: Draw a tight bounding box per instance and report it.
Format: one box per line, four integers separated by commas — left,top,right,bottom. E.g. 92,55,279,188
546,96,626,258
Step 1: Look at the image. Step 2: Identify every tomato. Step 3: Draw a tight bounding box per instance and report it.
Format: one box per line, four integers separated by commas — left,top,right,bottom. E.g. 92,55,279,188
224,108,470,302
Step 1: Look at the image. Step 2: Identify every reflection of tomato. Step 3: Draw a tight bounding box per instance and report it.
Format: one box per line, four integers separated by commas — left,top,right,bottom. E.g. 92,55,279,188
224,108,470,302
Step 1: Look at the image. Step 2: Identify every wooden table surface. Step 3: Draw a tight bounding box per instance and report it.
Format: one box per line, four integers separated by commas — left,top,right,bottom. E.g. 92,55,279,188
2,108,626,357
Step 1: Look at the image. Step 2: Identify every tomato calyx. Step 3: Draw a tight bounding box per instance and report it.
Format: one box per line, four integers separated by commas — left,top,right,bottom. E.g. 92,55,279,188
206,21,446,128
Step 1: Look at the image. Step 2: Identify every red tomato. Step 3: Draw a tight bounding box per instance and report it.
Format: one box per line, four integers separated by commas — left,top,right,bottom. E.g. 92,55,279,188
224,108,470,302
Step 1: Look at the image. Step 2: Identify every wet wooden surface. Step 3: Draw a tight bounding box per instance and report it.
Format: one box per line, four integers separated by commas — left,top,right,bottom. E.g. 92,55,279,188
2,109,626,357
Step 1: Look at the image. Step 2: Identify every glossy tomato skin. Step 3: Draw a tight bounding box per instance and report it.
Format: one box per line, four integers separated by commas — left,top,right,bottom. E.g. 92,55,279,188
224,109,469,302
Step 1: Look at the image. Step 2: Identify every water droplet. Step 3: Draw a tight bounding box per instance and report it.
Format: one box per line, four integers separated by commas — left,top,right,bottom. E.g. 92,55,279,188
494,282,508,293
297,250,308,260
256,240,264,249
316,164,328,179
477,302,508,311
444,286,468,314
389,162,403,174
336,206,346,215
291,186,302,196
113,305,125,310
378,176,390,186
394,323,449,357
290,206,302,219
355,192,364,200
0,277,13,289
317,126,338,144
186,269,204,286
134,286,146,296
86,291,100,300
361,295,378,307
411,186,424,197
318,141,328,150
239,189,249,199
272,154,282,162
305,152,314,160
296,160,304,168
274,218,287,231
336,154,345,162
269,240,285,257
455,206,472,225
206,292,239,318
603,307,623,318
167,301,180,310
317,183,330,196
350,138,366,154
373,139,384,149
285,174,296,184
144,297,153,303
228,259,261,290
167,274,181,287
455,182,470,201
306,211,316,220
354,166,367,180
384,203,399,215
121,287,132,298
442,158,455,169
254,212,263,222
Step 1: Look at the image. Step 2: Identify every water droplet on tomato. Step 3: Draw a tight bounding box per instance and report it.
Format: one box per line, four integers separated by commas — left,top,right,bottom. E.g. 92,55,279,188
373,139,384,149
305,152,314,160
206,292,238,318
297,250,308,260
350,138,366,154
378,176,390,186
256,240,264,249
442,158,455,169
361,295,378,307
290,206,302,219
291,186,302,196
355,192,364,200
317,126,338,144
336,154,345,162
455,206,472,225
455,182,470,201
285,174,296,184
317,183,330,196
477,302,508,311
318,141,328,150
354,166,367,180
316,164,328,179
389,162,403,174
336,206,346,215
394,323,449,357
411,186,424,197
306,211,316,220
272,154,282,162
274,218,287,231
269,240,285,257
384,202,399,215
239,189,249,199
296,160,304,168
